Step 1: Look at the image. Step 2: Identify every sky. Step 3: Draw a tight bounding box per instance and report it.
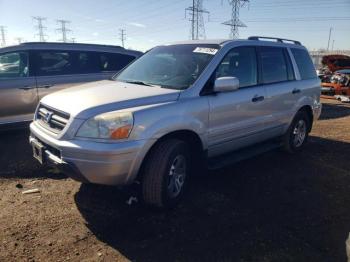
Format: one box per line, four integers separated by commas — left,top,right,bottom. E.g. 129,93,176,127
0,0,349,52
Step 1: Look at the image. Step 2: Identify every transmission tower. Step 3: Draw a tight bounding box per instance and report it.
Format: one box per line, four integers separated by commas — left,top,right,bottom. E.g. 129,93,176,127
185,0,210,40
33,16,48,42
119,29,126,47
0,26,6,47
222,0,249,39
56,20,72,42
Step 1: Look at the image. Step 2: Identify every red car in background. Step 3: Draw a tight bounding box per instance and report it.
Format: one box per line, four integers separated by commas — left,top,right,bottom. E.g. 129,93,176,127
320,55,350,96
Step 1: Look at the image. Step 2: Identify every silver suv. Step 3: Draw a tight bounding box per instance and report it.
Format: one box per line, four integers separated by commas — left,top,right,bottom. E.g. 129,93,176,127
0,42,141,128
29,37,321,208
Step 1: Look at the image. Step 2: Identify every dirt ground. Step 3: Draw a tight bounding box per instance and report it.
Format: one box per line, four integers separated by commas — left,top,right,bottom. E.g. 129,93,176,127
1,98,350,262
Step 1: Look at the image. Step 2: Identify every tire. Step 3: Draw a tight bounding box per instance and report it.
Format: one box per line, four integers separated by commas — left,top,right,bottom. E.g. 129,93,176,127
283,110,311,153
142,139,190,208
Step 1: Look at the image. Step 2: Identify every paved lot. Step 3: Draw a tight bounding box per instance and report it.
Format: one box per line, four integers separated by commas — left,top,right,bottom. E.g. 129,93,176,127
0,98,350,262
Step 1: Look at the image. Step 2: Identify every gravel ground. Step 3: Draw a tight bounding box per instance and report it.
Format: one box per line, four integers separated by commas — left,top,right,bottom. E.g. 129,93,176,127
0,98,350,262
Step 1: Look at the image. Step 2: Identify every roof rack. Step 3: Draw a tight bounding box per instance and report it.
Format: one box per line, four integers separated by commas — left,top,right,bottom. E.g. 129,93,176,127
248,36,301,45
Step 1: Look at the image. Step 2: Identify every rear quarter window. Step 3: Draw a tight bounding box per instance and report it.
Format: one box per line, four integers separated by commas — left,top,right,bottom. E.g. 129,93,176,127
98,52,135,72
291,48,317,80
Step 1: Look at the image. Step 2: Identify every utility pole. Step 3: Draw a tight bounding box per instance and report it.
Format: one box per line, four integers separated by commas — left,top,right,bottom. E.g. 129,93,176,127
327,27,333,51
56,19,72,42
0,26,6,47
15,37,23,44
185,0,209,40
222,0,249,39
33,16,48,42
119,29,126,47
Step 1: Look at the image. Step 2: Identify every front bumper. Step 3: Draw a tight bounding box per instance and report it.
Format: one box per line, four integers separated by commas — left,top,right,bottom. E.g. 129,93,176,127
29,122,151,185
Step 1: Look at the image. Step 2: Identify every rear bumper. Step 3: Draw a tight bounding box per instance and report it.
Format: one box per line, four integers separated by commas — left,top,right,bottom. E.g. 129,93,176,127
29,122,152,185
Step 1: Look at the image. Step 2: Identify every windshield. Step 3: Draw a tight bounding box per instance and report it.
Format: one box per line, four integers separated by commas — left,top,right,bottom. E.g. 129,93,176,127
114,44,220,90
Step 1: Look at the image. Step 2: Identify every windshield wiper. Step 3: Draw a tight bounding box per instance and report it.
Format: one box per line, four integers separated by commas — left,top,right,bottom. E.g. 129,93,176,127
123,80,156,87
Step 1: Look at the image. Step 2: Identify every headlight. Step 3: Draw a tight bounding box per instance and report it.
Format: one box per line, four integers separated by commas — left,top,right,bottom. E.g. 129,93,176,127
76,111,133,140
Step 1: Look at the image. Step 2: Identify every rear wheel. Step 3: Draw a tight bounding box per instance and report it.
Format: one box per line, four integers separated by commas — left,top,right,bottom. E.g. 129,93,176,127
283,111,311,153
141,139,190,208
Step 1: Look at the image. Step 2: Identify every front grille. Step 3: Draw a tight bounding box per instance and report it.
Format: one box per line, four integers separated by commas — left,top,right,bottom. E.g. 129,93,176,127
36,104,70,133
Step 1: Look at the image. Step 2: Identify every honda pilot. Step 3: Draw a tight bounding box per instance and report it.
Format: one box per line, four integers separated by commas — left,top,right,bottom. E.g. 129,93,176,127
29,36,322,208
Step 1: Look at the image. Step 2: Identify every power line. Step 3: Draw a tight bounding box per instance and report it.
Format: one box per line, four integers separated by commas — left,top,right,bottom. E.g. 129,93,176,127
119,29,126,47
185,0,209,40
222,0,249,39
56,19,72,42
33,16,48,42
0,26,6,47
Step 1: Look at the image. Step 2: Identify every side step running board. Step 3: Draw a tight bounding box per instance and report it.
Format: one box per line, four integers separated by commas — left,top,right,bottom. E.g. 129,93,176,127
208,140,282,170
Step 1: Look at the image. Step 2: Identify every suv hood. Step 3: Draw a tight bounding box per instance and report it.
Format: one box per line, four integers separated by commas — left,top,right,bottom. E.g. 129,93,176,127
41,80,181,119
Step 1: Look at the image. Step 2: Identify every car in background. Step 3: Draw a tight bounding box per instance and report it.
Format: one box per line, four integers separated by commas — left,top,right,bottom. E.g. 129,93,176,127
0,42,142,128
321,66,350,96
321,54,350,72
335,69,350,75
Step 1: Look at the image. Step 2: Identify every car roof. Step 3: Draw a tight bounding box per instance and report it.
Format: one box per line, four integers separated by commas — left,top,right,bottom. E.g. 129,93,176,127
0,42,143,56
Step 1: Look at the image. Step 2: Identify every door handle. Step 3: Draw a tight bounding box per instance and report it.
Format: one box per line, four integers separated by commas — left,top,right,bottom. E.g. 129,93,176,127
252,95,264,102
18,86,34,90
37,84,53,89
292,88,301,94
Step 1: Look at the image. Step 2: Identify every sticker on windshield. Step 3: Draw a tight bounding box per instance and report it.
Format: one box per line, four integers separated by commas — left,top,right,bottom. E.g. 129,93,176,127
193,47,218,55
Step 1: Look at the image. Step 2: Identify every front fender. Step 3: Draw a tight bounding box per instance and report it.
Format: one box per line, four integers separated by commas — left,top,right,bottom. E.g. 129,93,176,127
124,97,209,183
131,97,209,149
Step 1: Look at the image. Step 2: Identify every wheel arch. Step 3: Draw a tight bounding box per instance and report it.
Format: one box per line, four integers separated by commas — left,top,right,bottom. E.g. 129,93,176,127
135,129,205,182
298,105,313,132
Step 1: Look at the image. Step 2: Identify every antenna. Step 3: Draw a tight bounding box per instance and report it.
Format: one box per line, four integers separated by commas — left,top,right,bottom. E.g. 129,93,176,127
15,37,24,44
327,27,333,51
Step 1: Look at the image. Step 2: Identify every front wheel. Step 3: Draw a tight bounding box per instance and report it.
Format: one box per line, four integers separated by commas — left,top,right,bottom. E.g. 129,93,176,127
283,111,311,153
141,139,190,208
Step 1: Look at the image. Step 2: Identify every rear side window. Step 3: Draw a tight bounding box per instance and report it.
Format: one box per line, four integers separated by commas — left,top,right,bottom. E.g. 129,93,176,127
291,48,316,80
36,51,73,76
259,47,290,84
34,50,136,76
98,52,135,72
0,52,29,78
216,46,257,88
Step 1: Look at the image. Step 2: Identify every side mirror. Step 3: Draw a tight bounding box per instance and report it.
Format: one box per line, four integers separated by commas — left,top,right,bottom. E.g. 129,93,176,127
214,76,239,93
